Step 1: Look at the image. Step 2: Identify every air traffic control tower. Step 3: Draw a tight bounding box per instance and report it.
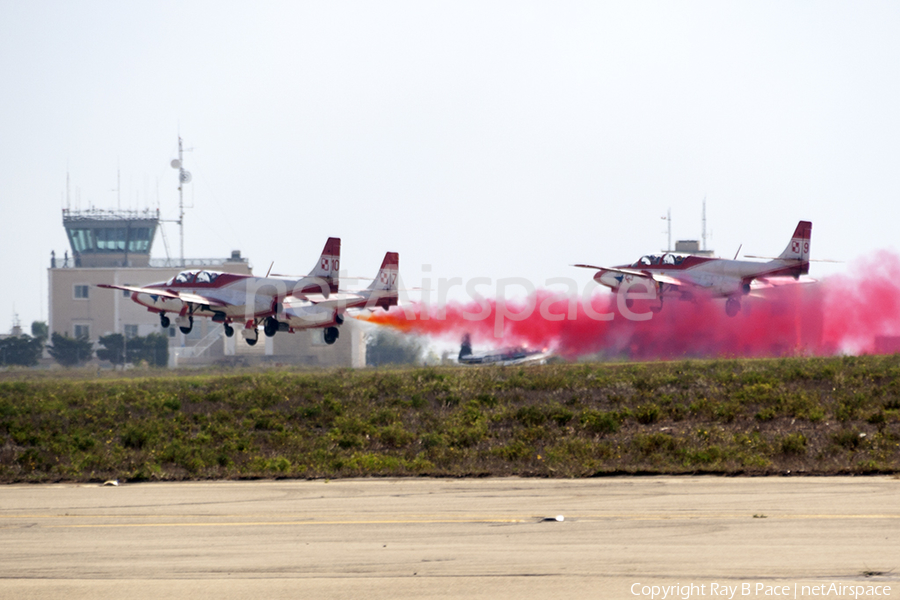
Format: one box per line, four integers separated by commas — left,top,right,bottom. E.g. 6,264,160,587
51,206,363,367
62,208,159,268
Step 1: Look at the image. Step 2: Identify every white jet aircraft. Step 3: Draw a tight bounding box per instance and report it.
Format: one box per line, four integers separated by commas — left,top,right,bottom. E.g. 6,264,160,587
98,238,399,345
575,221,812,316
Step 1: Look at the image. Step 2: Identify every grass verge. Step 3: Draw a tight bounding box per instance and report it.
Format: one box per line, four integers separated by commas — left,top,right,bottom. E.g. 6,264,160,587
1,355,899,482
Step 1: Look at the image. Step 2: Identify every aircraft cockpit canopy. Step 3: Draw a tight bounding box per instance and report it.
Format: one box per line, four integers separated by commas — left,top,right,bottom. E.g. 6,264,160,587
167,270,221,286
633,253,687,267
194,270,220,284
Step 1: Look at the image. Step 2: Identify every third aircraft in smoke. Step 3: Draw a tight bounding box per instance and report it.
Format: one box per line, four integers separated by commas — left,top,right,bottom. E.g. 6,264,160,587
575,220,813,316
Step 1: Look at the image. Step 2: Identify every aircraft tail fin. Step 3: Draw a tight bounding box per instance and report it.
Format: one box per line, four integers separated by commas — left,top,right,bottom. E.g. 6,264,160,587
775,221,812,273
362,252,399,309
308,237,341,293
459,333,473,359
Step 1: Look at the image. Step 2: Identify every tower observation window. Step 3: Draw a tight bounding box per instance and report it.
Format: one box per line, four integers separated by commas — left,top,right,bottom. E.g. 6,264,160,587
64,224,156,254
127,227,151,253
67,229,95,253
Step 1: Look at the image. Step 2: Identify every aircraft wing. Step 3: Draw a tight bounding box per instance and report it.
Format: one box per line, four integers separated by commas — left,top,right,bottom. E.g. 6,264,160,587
751,275,817,290
572,264,686,286
504,350,553,366
95,283,229,307
285,292,366,309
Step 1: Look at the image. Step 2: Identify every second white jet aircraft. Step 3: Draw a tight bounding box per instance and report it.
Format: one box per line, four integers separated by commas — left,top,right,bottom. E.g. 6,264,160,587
575,221,812,316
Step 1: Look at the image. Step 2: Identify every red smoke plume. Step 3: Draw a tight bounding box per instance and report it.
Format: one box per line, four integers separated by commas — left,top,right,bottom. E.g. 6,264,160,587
360,251,900,360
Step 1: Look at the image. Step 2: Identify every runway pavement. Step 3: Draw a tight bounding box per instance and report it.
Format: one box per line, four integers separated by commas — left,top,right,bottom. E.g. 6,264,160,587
0,476,897,599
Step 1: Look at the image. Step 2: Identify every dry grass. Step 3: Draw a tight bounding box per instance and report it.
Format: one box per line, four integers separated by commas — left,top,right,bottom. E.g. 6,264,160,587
1,355,898,482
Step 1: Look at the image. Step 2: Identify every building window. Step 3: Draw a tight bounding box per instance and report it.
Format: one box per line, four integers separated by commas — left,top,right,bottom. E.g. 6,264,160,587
124,324,138,339
74,285,89,299
73,324,90,339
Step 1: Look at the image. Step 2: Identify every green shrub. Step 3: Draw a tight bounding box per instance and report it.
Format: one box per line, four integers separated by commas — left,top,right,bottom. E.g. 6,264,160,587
579,410,620,435
634,404,661,425
832,428,865,450
779,433,807,456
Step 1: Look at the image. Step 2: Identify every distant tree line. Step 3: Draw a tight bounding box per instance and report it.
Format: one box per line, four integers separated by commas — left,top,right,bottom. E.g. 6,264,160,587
366,330,423,366
0,322,168,368
0,322,46,367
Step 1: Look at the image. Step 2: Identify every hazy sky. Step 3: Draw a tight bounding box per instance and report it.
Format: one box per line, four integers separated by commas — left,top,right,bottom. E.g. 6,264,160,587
2,1,898,332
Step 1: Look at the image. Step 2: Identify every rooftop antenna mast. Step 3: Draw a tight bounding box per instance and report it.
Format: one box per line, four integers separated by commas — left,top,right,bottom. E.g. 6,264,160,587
170,136,192,267
668,208,672,252
702,197,707,252
661,208,672,251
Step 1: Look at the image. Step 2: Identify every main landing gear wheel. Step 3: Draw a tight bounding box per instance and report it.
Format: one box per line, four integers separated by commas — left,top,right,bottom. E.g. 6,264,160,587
160,314,170,328
179,316,193,334
323,326,339,345
264,317,279,338
725,297,741,317
224,324,234,337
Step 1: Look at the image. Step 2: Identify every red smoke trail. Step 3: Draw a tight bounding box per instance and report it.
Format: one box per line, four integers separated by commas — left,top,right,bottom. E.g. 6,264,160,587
361,251,900,360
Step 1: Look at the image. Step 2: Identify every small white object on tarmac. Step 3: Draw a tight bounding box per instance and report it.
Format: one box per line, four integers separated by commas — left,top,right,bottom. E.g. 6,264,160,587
541,515,564,522
103,480,119,486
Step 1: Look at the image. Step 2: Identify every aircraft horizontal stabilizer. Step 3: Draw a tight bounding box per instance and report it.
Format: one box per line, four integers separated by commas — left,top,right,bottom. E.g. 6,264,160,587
745,255,841,263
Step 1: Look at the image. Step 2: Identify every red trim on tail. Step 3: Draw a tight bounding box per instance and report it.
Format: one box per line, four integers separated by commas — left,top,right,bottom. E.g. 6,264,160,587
323,237,341,257
792,221,812,241
380,252,399,269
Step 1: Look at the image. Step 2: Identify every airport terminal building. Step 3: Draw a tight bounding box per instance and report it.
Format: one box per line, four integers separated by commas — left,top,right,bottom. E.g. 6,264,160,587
49,208,365,368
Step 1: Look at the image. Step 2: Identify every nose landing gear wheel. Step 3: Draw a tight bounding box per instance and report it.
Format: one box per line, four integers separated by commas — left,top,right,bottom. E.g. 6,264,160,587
160,314,170,328
725,297,741,317
179,316,194,334
245,323,259,346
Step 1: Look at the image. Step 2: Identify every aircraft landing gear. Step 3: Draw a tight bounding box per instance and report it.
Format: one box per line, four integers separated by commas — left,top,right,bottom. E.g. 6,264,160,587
224,324,234,337
264,316,279,338
242,322,260,346
323,326,339,345
160,313,170,328
725,297,741,317
179,316,193,334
